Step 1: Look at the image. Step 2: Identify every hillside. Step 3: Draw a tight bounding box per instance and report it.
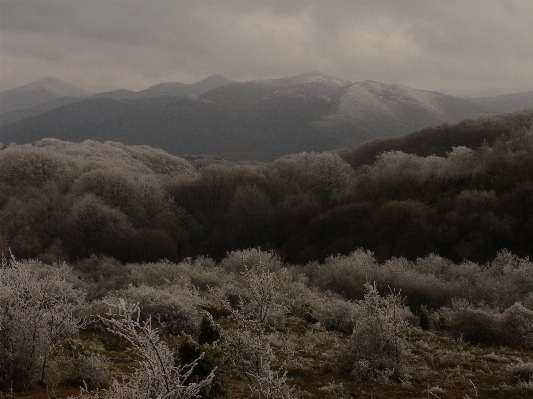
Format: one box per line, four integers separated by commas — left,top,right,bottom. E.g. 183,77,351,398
91,74,233,100
0,72,510,161
339,107,533,168
469,90,533,112
0,75,233,126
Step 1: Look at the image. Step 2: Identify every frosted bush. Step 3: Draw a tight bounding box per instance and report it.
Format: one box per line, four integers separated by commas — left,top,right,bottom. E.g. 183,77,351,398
507,362,533,384
220,248,284,273
106,283,203,334
310,250,533,310
224,328,274,376
0,256,86,388
73,255,130,300
125,259,193,288
340,283,410,380
216,249,291,328
449,300,533,347
311,249,377,300
308,292,358,333
247,360,297,399
50,350,109,388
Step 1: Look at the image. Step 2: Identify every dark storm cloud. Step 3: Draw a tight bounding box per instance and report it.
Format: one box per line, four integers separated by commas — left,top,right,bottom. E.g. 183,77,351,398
1,0,532,96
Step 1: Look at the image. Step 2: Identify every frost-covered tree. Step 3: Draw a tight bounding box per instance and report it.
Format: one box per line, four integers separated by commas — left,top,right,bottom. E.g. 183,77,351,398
64,194,135,260
0,256,86,388
341,282,410,380
267,152,354,201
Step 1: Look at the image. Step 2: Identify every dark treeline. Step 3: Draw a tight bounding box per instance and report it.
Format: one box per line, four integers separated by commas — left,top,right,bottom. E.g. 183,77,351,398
0,108,532,265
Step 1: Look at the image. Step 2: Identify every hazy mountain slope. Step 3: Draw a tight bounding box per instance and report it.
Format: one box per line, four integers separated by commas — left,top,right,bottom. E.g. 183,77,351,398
0,77,91,113
0,97,178,144
91,74,234,100
0,96,85,126
139,74,233,97
90,89,139,100
469,90,533,112
0,72,525,161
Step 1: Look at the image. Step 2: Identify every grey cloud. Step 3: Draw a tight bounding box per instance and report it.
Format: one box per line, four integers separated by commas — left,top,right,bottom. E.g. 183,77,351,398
1,0,532,96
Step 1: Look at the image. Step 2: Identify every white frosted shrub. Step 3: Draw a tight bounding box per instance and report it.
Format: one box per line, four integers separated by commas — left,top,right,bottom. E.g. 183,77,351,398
308,292,358,333
50,350,109,388
73,255,130,300
340,283,410,380
224,328,275,376
107,283,203,334
486,250,533,307
178,257,231,292
507,362,533,384
449,300,533,347
311,249,378,300
125,260,193,288
220,248,284,273
247,361,297,399
0,256,86,388
500,303,533,347
311,250,533,311
239,256,291,327
216,250,292,328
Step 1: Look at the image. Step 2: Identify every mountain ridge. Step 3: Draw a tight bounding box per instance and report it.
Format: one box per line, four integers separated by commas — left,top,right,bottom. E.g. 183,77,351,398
1,72,532,161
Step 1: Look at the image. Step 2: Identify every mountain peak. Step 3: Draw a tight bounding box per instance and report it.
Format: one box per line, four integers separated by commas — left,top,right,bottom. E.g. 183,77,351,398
6,77,92,97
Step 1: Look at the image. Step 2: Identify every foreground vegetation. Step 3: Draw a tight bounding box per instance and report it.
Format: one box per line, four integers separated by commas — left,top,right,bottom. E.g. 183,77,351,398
2,249,533,398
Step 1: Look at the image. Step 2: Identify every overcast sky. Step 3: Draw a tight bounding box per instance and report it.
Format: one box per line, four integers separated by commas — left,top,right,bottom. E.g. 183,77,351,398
1,0,532,96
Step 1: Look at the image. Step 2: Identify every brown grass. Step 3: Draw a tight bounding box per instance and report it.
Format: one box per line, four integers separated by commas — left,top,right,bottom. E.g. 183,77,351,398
3,320,532,399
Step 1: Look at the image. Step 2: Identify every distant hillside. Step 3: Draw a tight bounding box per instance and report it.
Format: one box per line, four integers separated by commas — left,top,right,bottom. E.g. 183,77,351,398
0,72,528,160
469,90,533,112
0,75,234,125
0,77,91,113
92,74,234,100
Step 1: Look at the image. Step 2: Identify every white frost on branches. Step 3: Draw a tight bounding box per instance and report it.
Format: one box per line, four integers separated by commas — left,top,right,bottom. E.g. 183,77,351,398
72,299,214,399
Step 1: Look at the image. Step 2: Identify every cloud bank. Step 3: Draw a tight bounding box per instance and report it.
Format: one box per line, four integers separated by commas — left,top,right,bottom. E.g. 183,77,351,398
1,0,532,96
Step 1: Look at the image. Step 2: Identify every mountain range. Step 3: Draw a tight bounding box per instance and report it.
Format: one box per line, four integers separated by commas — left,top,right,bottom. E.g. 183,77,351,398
1,72,532,161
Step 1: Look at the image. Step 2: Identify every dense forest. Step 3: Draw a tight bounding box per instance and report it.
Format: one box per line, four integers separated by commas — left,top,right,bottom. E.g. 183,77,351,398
1,108,532,265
